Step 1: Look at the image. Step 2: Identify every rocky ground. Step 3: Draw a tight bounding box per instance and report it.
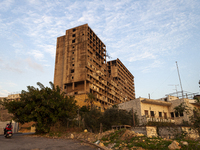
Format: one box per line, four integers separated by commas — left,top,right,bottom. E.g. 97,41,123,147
24,128,199,150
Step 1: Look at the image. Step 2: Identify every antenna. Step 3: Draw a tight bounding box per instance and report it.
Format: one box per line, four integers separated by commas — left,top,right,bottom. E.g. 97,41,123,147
176,61,184,98
168,84,179,97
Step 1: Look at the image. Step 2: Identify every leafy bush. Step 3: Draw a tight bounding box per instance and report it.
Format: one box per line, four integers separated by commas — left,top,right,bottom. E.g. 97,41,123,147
3,82,78,133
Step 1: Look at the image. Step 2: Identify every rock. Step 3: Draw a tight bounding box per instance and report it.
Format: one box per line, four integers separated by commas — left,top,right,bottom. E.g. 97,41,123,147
136,133,144,137
84,129,88,132
122,147,129,150
107,143,116,148
70,134,74,139
99,142,104,147
180,141,188,146
137,147,145,150
168,140,181,150
94,140,100,144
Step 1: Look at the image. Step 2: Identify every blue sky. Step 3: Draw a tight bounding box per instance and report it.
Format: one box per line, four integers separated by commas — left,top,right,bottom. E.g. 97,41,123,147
0,0,200,99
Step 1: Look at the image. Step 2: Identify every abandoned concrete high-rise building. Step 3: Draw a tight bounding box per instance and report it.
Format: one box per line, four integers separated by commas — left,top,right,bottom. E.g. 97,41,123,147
54,24,135,110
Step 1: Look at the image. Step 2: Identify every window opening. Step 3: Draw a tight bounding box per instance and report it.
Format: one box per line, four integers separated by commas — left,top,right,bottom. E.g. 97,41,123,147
73,28,76,32
72,34,75,37
71,69,74,73
159,112,162,117
171,112,174,118
150,111,154,117
72,39,75,43
144,110,148,116
175,112,179,117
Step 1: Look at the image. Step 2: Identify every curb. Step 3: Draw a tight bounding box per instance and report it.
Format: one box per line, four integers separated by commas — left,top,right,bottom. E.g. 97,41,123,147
0,132,23,136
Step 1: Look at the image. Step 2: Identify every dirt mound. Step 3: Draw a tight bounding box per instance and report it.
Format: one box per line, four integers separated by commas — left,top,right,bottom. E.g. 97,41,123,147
120,129,136,141
69,129,115,143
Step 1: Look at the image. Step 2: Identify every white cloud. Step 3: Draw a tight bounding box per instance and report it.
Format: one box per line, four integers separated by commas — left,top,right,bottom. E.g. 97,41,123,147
6,81,17,87
0,0,13,12
28,50,44,60
39,44,56,58
25,58,44,72
128,51,157,62
0,89,9,97
141,60,164,73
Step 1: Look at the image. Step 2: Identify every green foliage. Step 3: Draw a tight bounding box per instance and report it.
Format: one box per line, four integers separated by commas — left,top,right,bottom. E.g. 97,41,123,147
85,93,96,108
79,105,90,117
174,102,190,115
190,107,200,136
101,129,200,150
101,108,134,131
82,107,137,132
146,121,175,127
2,81,78,133
83,107,103,133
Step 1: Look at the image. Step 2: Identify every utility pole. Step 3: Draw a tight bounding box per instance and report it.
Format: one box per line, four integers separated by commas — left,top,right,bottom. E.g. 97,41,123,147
176,61,184,98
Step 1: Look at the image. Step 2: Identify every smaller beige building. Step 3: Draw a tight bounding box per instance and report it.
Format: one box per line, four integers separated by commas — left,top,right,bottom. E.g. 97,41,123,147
0,94,20,121
118,95,200,125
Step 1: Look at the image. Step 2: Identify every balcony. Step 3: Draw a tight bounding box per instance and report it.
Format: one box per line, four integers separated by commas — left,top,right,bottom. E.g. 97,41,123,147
141,115,175,125
147,117,175,123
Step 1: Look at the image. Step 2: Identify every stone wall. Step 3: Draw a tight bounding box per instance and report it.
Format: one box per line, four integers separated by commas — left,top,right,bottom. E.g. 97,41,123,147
158,126,182,139
132,126,158,137
182,127,199,139
146,126,158,137
132,127,146,135
132,126,199,139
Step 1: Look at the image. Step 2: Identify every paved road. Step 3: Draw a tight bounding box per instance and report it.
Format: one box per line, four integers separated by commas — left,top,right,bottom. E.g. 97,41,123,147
0,134,98,150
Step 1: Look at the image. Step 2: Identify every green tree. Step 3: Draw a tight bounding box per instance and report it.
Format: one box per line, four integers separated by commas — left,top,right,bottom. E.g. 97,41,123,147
79,105,90,118
101,107,133,131
2,82,78,133
190,108,200,136
85,93,96,108
84,108,102,133
174,102,190,116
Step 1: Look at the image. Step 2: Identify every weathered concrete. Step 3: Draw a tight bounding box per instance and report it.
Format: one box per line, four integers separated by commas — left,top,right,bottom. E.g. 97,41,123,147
54,24,135,110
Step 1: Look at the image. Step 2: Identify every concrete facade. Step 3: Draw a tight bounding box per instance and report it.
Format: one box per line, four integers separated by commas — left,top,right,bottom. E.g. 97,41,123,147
54,24,135,110
118,96,200,125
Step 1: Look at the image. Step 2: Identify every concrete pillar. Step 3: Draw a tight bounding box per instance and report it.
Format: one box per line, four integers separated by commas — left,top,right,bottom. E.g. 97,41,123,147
72,82,74,91
84,80,87,93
